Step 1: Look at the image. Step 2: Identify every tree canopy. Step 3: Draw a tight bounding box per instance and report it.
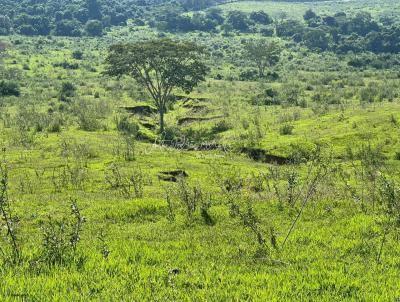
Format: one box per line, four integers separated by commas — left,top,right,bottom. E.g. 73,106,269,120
105,39,209,133
244,39,282,78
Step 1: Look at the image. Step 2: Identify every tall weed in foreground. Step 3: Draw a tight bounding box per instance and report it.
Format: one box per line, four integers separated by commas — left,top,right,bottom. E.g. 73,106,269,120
39,199,86,266
105,162,147,198
376,176,400,264
0,158,20,264
340,143,386,212
173,178,215,226
281,146,332,248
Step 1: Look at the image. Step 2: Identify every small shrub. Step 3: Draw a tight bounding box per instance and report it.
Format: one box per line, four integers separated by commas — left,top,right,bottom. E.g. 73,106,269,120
390,114,398,127
59,82,76,102
212,119,232,133
0,80,20,97
105,163,146,198
174,178,214,225
72,100,103,131
115,115,139,137
40,200,86,266
279,124,294,135
53,61,79,70
72,50,84,60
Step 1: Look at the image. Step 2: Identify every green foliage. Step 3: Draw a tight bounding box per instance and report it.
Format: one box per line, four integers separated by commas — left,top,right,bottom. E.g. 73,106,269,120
227,10,250,32
72,50,84,60
0,15,11,35
0,160,20,264
85,20,103,36
244,38,282,78
105,39,209,132
279,123,294,135
40,200,85,266
59,82,76,102
0,80,20,97
55,19,82,37
115,115,139,137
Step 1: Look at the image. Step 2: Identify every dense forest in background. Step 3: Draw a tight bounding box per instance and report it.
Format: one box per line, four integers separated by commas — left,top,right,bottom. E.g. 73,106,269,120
0,0,226,36
0,0,400,57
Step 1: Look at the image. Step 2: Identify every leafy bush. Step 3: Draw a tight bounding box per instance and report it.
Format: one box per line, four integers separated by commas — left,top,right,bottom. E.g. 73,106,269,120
74,106,102,132
279,82,304,106
39,200,85,266
72,50,84,60
212,119,232,133
85,20,103,36
53,61,79,70
359,82,380,103
0,80,20,97
59,82,76,102
252,87,279,106
115,115,139,137
279,124,294,135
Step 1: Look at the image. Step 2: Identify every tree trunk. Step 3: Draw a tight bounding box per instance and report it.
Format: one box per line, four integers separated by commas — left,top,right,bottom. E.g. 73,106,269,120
258,64,264,78
159,109,165,134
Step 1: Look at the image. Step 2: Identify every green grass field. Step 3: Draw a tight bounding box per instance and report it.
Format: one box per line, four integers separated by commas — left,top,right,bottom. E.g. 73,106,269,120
0,0,400,300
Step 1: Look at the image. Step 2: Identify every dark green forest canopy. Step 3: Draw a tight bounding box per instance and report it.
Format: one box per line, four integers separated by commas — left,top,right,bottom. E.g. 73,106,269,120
0,0,228,36
1,0,400,55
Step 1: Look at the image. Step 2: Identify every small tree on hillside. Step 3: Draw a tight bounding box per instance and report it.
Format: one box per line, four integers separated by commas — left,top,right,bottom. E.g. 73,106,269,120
0,41,6,61
85,20,103,36
0,41,7,80
104,39,209,133
244,39,282,78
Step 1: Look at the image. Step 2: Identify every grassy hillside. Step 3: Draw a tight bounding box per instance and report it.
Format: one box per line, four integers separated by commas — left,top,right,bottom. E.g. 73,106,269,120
0,0,400,300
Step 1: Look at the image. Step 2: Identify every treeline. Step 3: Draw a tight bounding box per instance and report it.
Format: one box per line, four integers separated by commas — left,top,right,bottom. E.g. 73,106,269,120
279,10,400,54
152,7,400,55
0,0,232,37
152,8,273,33
0,0,159,37
1,0,399,56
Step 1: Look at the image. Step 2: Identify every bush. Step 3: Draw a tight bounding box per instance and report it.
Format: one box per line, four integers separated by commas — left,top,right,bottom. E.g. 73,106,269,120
85,20,103,37
252,87,279,106
239,69,259,81
279,83,303,106
53,61,79,70
72,50,84,60
59,82,76,102
115,115,139,137
212,119,232,133
260,25,275,37
279,124,294,135
72,99,103,132
0,80,20,97
40,200,85,266
359,83,379,103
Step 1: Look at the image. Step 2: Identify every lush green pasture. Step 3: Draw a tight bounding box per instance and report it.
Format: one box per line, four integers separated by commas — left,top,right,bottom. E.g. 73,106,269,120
1,0,400,299
1,110,400,301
